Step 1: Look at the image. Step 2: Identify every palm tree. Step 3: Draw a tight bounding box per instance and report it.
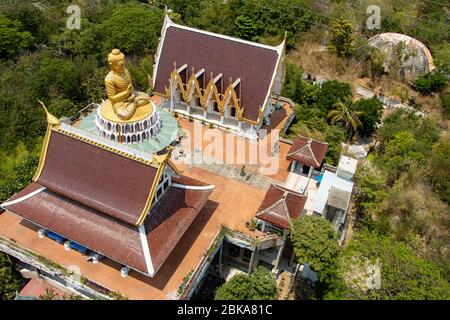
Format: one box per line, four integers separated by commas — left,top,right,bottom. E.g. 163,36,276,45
328,96,363,140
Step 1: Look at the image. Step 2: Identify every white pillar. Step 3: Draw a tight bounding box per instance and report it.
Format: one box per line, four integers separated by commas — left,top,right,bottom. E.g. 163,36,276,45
170,79,174,113
220,115,224,124
248,247,259,274
238,121,242,131
121,266,130,277
64,241,71,251
203,110,207,118
38,229,46,238
290,160,296,172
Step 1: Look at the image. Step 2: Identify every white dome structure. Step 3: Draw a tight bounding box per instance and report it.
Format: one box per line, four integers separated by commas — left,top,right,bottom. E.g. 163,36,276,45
368,32,435,79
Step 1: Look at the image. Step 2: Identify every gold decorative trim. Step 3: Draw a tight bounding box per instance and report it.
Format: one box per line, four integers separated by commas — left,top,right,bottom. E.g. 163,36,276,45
169,67,244,119
136,155,168,226
33,100,60,182
32,124,53,182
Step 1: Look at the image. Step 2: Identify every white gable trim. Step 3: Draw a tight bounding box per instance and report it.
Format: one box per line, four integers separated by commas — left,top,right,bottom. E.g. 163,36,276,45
139,224,154,276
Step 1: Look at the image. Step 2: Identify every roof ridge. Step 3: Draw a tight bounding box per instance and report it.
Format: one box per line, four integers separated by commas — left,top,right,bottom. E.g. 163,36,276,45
272,184,308,198
163,14,285,54
256,197,286,217
296,134,329,146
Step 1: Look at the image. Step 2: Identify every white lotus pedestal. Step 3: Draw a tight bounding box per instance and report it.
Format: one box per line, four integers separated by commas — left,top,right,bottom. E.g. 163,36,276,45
95,99,161,144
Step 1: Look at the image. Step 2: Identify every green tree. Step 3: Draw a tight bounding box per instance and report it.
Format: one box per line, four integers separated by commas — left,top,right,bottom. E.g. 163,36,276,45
313,80,352,117
414,72,448,95
281,59,305,102
0,252,22,300
429,138,450,204
353,98,383,137
0,15,34,59
99,4,164,56
431,43,450,75
328,18,355,58
441,93,450,120
353,167,389,233
233,15,258,41
39,288,59,300
215,267,277,300
377,109,438,144
325,231,450,300
0,155,38,203
328,96,362,139
379,131,428,180
290,216,340,283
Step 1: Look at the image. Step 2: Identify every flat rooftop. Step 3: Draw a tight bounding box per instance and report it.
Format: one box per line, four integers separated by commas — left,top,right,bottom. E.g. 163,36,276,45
174,117,293,183
0,167,267,300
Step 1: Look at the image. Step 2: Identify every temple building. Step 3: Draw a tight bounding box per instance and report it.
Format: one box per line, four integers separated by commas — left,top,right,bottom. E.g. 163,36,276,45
0,16,358,300
1,108,213,277
153,15,286,140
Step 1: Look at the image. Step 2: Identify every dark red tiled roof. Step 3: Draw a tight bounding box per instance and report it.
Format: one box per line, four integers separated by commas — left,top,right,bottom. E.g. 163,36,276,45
154,25,280,122
286,135,328,168
6,178,213,275
7,182,147,273
145,175,213,274
256,184,307,229
37,131,157,226
18,277,67,299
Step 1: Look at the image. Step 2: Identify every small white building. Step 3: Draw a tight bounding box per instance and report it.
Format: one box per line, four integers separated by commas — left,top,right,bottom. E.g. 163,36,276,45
313,155,358,231
336,155,358,181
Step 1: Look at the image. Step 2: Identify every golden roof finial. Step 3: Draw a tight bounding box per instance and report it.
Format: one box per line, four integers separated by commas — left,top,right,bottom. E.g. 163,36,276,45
38,99,60,126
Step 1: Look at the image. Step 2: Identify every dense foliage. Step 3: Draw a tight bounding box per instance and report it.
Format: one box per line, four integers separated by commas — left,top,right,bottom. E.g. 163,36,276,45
290,216,339,283
414,72,448,95
0,253,22,300
327,18,355,58
0,15,34,59
325,231,450,300
214,267,277,300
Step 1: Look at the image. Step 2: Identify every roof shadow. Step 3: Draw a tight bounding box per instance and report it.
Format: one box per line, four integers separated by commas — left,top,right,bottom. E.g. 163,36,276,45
128,199,219,292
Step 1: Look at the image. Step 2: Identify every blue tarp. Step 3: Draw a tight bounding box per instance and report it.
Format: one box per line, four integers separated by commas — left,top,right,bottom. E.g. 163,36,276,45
69,241,88,255
46,231,65,244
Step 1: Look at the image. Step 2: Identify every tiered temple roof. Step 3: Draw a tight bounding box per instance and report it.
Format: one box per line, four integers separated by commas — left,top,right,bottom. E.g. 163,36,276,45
2,115,213,276
255,184,307,229
286,135,329,168
152,15,284,124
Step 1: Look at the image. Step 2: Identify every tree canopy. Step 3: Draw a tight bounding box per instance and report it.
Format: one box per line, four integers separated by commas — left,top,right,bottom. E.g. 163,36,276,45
325,231,450,300
290,216,340,282
215,267,277,300
0,252,22,300
0,15,34,59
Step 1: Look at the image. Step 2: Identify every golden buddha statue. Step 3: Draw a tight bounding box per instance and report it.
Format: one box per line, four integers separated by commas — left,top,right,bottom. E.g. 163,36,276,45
104,49,150,120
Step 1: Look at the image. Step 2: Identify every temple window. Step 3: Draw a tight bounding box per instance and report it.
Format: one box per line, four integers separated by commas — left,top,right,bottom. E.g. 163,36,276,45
152,172,172,206
213,101,219,113
230,106,236,118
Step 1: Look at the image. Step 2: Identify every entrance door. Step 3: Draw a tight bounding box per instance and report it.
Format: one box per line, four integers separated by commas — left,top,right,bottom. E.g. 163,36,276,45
302,165,310,175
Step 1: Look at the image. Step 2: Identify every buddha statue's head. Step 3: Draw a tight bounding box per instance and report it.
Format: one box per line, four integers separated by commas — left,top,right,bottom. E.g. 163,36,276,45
108,49,126,73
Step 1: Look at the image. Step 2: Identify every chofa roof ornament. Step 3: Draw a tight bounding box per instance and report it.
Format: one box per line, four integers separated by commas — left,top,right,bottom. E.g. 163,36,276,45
38,99,60,126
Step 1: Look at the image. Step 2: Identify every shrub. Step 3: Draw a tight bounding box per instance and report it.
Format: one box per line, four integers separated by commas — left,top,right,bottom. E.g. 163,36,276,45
215,267,277,300
414,72,448,95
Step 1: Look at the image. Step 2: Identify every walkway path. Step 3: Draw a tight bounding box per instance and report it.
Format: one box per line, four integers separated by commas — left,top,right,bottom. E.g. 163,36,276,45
191,162,276,190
